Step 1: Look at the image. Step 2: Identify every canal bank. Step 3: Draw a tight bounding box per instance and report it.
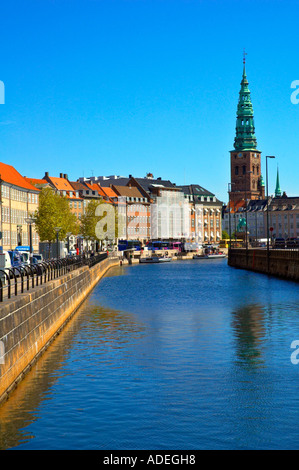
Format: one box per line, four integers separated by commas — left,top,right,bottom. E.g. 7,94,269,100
0,256,120,405
228,248,299,282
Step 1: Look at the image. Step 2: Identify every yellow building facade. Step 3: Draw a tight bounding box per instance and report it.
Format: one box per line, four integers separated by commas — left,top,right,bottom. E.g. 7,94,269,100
0,162,40,251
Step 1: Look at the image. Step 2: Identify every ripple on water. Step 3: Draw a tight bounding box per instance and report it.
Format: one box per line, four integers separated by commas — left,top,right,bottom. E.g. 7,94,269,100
0,260,299,450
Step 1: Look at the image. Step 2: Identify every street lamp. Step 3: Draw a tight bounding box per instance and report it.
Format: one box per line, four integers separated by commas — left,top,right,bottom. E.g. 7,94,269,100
233,188,238,244
228,182,236,249
266,155,275,273
66,232,72,254
228,183,232,249
245,171,253,251
25,216,35,264
76,234,82,255
54,227,62,259
17,225,22,247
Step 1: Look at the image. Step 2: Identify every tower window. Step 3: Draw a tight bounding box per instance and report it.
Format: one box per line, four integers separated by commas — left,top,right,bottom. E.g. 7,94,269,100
235,166,239,175
242,165,246,175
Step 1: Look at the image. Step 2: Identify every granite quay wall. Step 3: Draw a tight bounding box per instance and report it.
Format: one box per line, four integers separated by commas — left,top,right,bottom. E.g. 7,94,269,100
0,256,120,404
228,248,299,281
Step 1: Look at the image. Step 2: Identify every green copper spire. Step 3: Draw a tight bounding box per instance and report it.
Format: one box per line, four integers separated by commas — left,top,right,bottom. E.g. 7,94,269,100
275,167,282,197
233,60,258,151
259,174,265,187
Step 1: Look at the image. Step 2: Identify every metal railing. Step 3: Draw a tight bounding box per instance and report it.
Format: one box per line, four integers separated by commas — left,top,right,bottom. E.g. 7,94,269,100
229,240,299,251
0,253,108,303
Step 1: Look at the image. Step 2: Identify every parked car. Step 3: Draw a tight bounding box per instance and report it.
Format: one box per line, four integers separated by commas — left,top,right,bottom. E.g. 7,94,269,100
17,250,30,266
0,251,13,283
32,253,43,263
286,237,299,248
7,250,26,267
68,250,77,257
273,238,285,249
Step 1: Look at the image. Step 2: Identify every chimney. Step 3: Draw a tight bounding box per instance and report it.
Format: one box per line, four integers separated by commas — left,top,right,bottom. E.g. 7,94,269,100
59,173,63,178
45,172,49,177
64,174,68,180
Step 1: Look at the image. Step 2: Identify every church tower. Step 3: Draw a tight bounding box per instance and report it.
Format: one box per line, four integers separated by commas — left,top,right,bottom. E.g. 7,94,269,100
229,56,265,204
275,167,282,197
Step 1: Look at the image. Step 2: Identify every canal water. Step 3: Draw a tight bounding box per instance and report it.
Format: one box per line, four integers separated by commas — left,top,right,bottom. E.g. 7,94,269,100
0,260,299,450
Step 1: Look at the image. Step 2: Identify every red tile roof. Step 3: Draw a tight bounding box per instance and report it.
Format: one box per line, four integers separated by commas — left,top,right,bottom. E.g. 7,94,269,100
101,186,118,198
24,177,49,187
85,183,107,197
47,176,74,192
0,162,39,191
65,192,83,200
227,200,246,212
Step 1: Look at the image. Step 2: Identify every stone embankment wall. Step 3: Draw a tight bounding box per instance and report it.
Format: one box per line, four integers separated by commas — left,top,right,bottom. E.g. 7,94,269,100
0,257,119,404
228,249,299,281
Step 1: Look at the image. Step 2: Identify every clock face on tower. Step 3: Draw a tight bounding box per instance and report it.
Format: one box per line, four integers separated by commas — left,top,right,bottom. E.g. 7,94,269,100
238,152,242,158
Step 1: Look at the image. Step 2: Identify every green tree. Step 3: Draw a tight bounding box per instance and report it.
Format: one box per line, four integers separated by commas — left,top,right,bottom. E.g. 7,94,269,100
222,230,230,240
80,199,119,247
34,188,79,243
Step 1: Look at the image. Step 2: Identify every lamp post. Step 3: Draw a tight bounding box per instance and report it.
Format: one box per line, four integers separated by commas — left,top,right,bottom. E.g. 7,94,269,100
54,227,62,259
66,232,72,254
266,155,275,273
228,182,236,248
233,189,238,244
25,217,35,264
17,224,22,247
76,234,82,255
244,171,253,251
228,183,232,249
255,210,258,245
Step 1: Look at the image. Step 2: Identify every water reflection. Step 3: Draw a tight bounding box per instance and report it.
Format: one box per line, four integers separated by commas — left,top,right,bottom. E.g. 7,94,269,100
231,304,266,369
87,304,146,344
0,261,299,450
0,300,145,450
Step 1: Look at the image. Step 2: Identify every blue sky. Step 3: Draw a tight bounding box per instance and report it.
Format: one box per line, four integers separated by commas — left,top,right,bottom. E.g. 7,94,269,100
0,0,298,203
